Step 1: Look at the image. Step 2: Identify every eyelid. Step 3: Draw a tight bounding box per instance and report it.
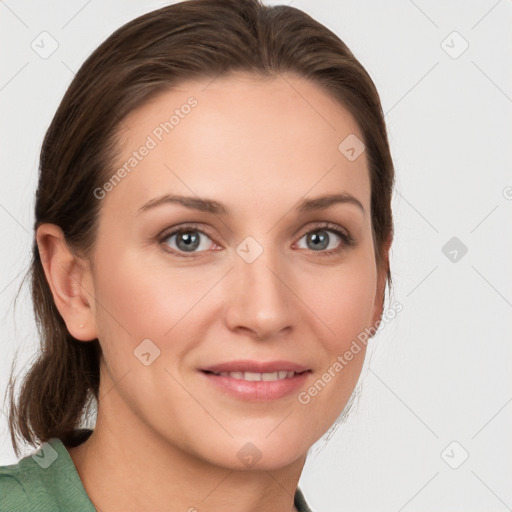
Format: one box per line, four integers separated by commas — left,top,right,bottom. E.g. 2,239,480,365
296,221,352,243
158,222,214,241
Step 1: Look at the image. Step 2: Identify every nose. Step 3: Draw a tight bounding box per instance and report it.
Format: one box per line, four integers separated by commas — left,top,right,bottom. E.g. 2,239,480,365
223,243,296,341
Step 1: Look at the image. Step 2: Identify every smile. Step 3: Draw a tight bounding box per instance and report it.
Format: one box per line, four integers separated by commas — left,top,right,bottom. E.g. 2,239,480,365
200,361,312,401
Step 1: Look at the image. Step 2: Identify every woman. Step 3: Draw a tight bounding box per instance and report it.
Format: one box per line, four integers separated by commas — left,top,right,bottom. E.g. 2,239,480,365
0,0,394,510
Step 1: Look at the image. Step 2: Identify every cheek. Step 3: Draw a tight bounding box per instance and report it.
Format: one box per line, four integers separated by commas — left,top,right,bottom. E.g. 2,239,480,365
295,253,376,415
303,252,377,352
92,245,179,331
90,243,221,362
328,275,375,343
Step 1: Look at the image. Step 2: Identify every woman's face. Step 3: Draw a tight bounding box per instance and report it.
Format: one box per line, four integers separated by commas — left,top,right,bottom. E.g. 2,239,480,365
84,72,386,470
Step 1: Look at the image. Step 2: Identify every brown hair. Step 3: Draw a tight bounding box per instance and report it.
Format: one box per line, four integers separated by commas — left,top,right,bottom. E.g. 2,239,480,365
7,0,394,456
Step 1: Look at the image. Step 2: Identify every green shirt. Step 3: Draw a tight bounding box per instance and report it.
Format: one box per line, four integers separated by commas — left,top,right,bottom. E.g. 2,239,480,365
0,437,313,511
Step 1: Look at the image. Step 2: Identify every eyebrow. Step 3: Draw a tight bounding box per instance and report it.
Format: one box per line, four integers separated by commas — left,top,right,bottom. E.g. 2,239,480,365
137,192,365,216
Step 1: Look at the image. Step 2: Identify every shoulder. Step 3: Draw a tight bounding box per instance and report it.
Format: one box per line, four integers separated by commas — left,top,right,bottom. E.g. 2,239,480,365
0,446,49,511
0,437,94,512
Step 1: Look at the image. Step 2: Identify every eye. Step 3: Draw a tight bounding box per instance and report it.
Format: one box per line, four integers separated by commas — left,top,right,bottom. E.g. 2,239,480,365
294,222,354,255
159,224,218,256
158,222,354,258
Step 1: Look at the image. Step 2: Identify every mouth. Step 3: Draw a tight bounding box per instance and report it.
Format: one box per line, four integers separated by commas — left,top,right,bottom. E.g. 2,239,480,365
199,360,312,401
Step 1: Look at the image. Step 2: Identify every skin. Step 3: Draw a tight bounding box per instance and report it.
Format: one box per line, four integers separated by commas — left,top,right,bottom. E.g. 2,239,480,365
37,72,390,512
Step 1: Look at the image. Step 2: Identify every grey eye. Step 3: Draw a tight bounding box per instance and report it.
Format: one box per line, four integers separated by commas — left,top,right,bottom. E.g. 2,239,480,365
163,230,213,253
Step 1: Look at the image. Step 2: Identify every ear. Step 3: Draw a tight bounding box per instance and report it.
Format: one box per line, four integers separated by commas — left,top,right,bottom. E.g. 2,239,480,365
36,223,98,341
370,231,393,331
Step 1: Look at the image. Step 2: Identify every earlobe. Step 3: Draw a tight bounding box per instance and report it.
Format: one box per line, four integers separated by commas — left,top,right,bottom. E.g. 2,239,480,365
36,223,97,341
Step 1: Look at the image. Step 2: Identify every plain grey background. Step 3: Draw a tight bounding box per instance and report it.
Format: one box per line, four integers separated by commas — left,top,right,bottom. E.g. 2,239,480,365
1,1,511,511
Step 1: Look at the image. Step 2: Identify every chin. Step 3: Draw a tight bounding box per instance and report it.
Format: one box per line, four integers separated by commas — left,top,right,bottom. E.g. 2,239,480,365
195,431,312,472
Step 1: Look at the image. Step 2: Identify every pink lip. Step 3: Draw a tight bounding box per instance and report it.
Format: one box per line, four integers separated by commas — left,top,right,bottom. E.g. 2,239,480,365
200,360,311,401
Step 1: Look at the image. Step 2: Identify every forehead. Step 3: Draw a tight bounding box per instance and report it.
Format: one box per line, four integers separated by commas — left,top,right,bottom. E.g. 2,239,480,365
104,72,370,218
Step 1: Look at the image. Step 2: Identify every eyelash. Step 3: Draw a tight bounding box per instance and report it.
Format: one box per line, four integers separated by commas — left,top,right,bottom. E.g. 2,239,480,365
157,222,355,258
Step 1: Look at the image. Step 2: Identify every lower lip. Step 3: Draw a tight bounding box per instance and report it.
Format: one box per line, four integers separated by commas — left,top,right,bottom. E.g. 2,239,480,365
200,371,311,401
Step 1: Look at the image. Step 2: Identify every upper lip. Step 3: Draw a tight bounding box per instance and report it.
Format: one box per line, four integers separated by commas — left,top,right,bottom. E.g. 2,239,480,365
201,360,311,374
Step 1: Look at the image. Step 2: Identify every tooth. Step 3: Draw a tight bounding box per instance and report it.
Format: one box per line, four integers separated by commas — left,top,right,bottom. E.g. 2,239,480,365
213,370,299,381
244,372,262,381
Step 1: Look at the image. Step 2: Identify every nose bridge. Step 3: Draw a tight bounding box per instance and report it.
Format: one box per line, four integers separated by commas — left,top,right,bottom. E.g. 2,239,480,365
225,236,294,338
